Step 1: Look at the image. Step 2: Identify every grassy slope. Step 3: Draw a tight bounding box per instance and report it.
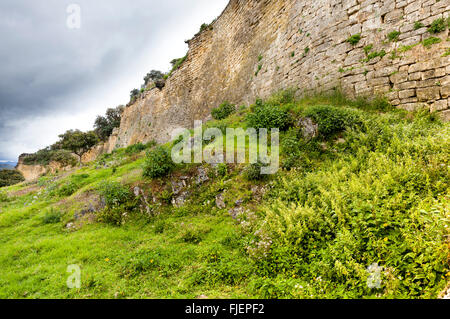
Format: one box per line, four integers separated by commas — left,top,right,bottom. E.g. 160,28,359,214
0,93,449,299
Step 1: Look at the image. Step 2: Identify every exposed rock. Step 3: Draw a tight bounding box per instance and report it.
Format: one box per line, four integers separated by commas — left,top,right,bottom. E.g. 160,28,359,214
171,180,187,195
133,186,141,197
235,198,244,207
297,117,319,140
172,191,190,207
251,185,267,202
228,206,244,220
215,192,226,209
196,167,209,185
74,203,96,220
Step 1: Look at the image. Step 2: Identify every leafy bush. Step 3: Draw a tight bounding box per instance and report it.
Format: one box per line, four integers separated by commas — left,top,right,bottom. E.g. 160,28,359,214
216,163,228,177
98,181,133,209
303,105,362,138
143,146,174,178
265,89,296,106
23,148,77,167
143,70,164,86
57,181,79,197
129,89,140,104
414,21,424,30
427,18,445,34
347,33,361,45
168,55,188,77
94,106,124,141
422,37,442,48
56,129,99,163
97,181,135,226
249,113,449,298
211,102,236,120
179,224,211,244
387,30,401,42
0,169,24,187
0,191,10,202
42,209,61,224
244,160,269,181
246,103,293,131
51,150,78,167
125,143,146,155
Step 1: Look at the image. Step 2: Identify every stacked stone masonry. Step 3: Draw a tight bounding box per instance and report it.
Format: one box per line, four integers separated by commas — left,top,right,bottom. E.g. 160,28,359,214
110,0,449,151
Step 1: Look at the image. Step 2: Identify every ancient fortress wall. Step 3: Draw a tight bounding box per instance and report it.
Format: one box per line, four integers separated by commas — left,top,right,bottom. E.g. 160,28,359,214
104,0,449,152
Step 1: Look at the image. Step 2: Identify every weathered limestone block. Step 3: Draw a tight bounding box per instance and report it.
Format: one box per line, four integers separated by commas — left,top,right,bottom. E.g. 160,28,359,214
399,89,416,99
431,100,448,112
416,87,441,101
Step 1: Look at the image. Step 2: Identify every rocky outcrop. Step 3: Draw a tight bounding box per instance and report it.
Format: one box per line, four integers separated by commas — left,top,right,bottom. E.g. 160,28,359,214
81,128,119,163
16,154,74,181
111,0,449,151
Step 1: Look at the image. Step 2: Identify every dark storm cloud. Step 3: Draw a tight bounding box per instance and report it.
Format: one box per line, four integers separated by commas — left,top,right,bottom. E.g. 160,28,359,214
0,0,228,160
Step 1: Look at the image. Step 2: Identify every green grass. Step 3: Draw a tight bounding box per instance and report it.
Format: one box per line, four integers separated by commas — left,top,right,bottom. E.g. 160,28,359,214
1,91,449,299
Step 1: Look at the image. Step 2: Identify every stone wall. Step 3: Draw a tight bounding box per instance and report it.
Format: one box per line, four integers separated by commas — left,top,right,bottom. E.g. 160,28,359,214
111,0,450,150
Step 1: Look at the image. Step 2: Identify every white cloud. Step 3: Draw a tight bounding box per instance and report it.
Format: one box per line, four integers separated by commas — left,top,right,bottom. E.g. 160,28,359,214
0,0,229,161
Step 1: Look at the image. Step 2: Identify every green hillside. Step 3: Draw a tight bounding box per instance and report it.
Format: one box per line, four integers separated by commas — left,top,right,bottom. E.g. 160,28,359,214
1,91,449,299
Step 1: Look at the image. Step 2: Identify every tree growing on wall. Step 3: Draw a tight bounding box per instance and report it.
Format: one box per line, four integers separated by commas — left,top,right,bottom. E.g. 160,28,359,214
57,130,99,164
94,105,124,141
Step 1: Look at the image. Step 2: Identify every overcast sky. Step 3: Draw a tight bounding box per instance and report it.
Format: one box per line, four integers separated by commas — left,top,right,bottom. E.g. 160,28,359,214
0,0,228,161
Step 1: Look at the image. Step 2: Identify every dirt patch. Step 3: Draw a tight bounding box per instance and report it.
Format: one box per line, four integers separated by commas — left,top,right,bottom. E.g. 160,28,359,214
10,185,42,197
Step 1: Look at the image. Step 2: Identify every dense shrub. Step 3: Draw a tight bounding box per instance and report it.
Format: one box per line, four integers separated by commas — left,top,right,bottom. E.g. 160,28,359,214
125,143,147,155
56,129,99,163
0,169,24,187
98,181,133,209
246,103,293,131
216,163,228,177
347,33,361,45
243,160,269,181
265,89,297,106
167,55,188,77
303,105,362,138
247,114,449,298
143,146,174,178
281,128,322,171
0,191,10,202
23,149,77,167
42,208,61,224
387,30,401,41
94,106,124,141
51,150,78,167
211,102,236,120
97,181,135,226
57,181,79,197
427,18,445,34
129,89,140,104
143,70,165,86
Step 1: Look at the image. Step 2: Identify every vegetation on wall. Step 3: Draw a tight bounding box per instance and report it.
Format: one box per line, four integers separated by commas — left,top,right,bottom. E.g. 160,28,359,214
94,105,124,141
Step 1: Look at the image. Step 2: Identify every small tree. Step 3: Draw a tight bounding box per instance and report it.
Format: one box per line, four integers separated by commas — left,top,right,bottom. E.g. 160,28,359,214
94,105,124,141
144,70,164,86
57,130,98,164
